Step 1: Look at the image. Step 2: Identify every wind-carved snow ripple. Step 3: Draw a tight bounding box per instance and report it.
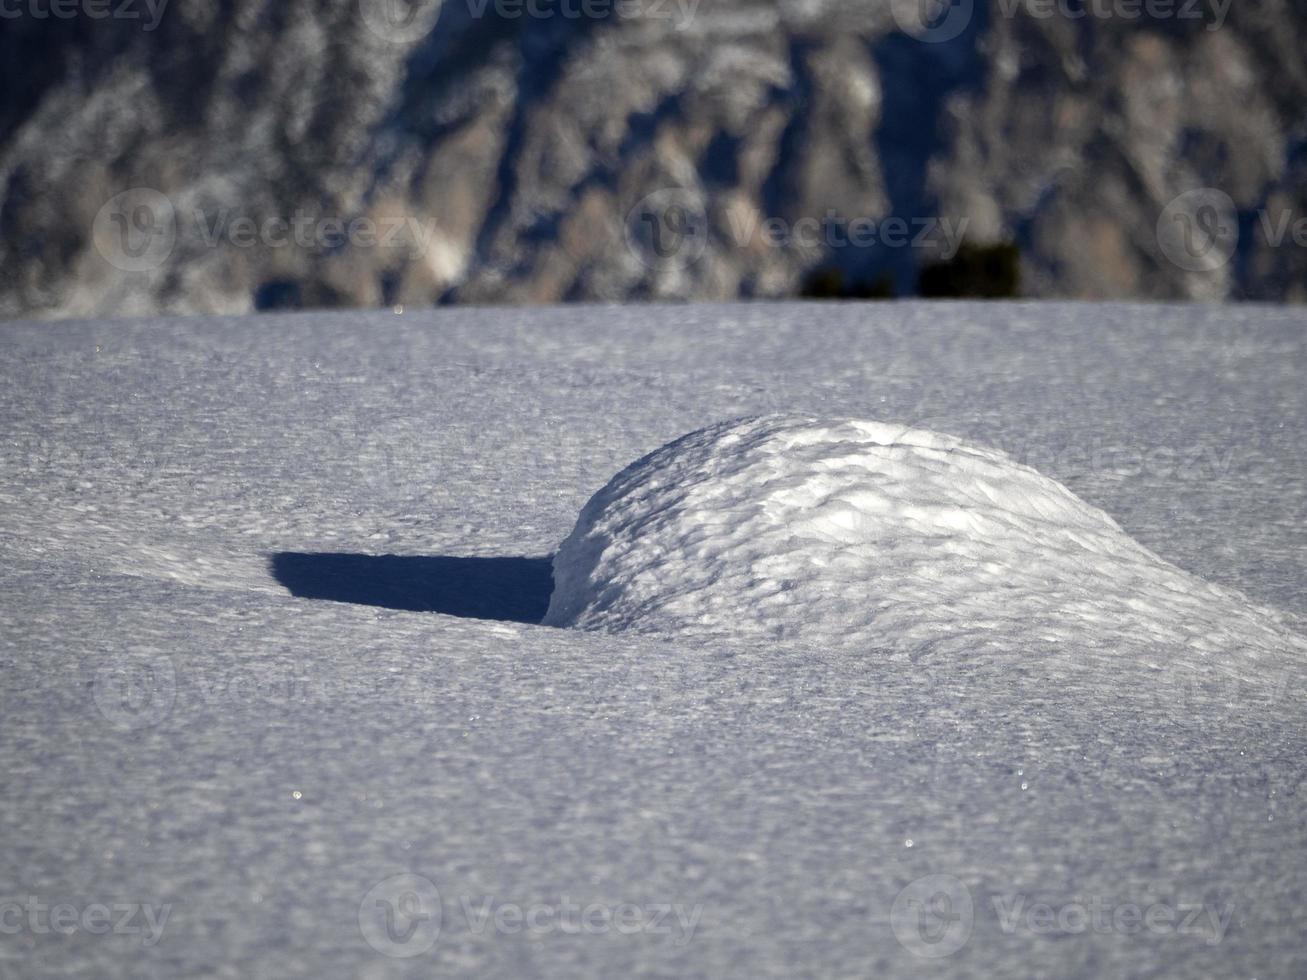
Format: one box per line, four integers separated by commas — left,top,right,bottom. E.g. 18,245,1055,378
545,416,1307,660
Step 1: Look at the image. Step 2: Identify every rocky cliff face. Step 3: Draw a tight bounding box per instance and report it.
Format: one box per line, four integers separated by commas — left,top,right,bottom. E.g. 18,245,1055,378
1,0,1304,318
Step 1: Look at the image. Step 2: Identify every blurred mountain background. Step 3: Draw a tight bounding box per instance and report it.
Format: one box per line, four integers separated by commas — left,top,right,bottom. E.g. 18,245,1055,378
1,0,1304,319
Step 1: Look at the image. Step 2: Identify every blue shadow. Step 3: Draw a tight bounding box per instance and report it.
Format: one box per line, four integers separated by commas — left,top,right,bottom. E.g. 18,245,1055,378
270,552,553,624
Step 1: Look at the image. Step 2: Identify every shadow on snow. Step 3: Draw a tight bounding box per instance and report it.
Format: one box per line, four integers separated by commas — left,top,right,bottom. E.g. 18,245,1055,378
270,552,553,624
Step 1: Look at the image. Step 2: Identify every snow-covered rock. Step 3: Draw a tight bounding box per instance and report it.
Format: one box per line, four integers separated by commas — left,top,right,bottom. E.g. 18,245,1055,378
547,415,1303,657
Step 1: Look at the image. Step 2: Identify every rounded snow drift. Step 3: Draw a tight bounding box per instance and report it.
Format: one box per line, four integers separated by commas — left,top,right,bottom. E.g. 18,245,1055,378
546,416,1301,656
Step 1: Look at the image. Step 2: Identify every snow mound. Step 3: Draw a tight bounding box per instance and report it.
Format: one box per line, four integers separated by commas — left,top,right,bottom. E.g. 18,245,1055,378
546,416,1304,656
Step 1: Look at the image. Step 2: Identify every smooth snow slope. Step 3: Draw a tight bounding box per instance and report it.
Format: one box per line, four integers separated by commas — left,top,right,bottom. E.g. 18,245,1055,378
2,302,1307,980
547,415,1306,657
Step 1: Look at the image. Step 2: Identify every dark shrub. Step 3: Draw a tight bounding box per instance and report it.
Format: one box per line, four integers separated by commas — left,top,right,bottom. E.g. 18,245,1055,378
800,267,896,300
918,242,1021,299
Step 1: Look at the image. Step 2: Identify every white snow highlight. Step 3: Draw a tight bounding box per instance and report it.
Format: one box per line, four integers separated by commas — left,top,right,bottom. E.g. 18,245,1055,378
547,415,1303,656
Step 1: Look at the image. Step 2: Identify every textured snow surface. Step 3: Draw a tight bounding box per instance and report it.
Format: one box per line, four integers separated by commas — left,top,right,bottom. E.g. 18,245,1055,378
548,415,1304,657
2,302,1306,979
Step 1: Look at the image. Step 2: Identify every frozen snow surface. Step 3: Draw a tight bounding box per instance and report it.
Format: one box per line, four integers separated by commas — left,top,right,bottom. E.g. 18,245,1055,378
2,302,1307,979
548,415,1305,659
